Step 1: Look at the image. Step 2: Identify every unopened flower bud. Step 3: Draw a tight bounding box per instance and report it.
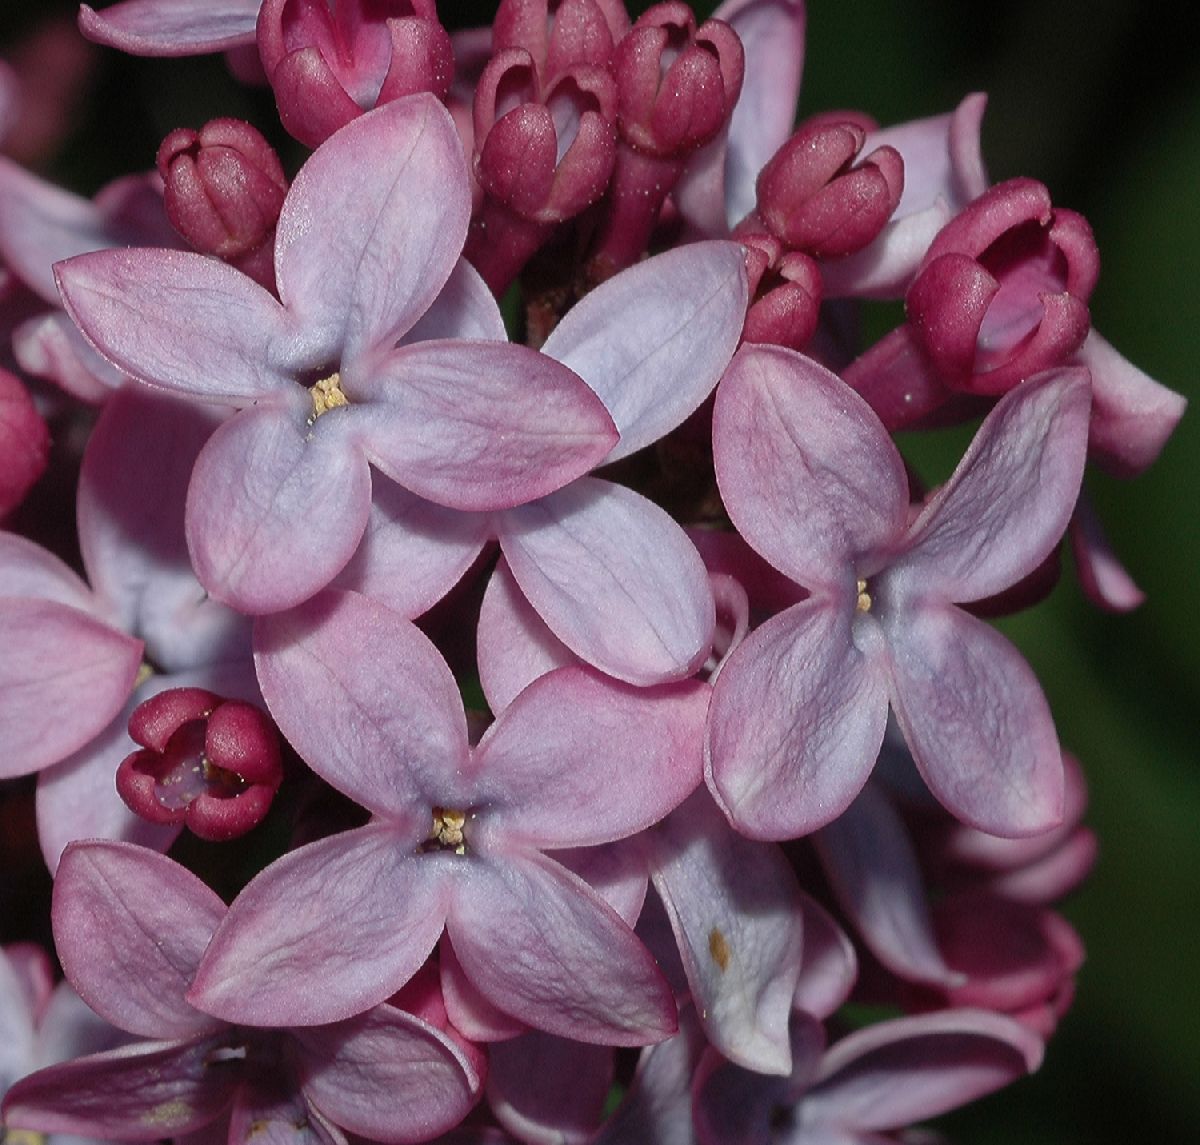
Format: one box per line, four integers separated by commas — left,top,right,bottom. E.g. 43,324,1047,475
492,0,628,86
116,687,284,842
0,366,50,519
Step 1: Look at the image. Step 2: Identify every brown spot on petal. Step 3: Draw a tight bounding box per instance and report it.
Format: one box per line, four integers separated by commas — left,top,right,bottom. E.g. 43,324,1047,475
708,927,731,971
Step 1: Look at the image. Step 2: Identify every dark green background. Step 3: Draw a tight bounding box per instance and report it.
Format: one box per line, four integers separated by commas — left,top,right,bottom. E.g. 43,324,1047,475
2,2,1196,1142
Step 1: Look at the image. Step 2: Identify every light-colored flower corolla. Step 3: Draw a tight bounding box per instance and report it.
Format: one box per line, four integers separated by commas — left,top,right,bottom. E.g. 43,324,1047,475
2,841,483,1144
337,239,748,685
54,95,618,616
0,387,253,869
705,348,1092,840
78,0,262,56
187,590,708,1044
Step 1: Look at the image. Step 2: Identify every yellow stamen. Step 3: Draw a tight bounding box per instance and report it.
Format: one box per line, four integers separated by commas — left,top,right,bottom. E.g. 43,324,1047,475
309,373,349,422
856,578,873,613
429,806,468,855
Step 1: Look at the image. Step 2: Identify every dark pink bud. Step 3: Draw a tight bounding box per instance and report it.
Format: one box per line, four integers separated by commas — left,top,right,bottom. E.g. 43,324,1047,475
741,247,823,351
755,116,905,259
612,3,744,159
257,0,454,147
905,177,1099,395
492,0,628,86
117,688,284,842
157,118,288,291
0,366,50,519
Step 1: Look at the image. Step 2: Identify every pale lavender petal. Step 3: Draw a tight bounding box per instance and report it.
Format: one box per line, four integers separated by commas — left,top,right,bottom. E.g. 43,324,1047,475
473,668,707,850
498,479,715,684
476,557,575,715
713,345,909,589
2,1034,236,1139
54,248,295,402
0,598,142,778
254,590,471,816
186,408,372,613
0,532,98,612
541,242,747,461
439,936,527,1043
487,1031,612,1145
804,1010,1042,1131
886,603,1064,836
813,784,954,986
230,1087,344,1145
891,369,1091,602
51,842,225,1040
332,481,490,619
79,0,260,55
295,1005,482,1144
647,790,805,1075
446,851,676,1045
705,599,890,840
189,826,451,1026
12,311,123,401
34,978,129,1068
350,342,616,511
553,841,650,928
1069,494,1144,612
821,200,952,301
793,894,858,1020
1073,328,1187,477
0,948,36,1093
403,259,508,344
275,96,470,363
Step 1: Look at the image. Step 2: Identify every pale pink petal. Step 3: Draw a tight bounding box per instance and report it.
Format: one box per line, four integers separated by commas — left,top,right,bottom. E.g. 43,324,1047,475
403,258,508,344
446,851,676,1045
0,531,98,612
541,242,747,461
295,1004,483,1144
886,602,1064,836
705,599,890,839
892,369,1091,602
498,478,715,684
0,948,36,1088
553,842,650,928
186,408,372,613
189,826,452,1026
1069,494,1145,612
713,345,909,589
647,790,805,1075
54,248,295,402
439,937,527,1043
230,1086,342,1145
350,341,616,511
254,590,471,816
12,311,123,401
79,0,260,55
793,894,858,1020
275,96,470,363
0,597,142,778
473,668,707,850
51,842,225,1040
476,557,575,715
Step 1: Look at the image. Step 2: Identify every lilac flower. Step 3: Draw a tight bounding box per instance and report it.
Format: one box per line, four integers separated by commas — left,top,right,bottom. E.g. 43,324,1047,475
78,0,262,56
2,841,482,1143
55,95,618,615
705,347,1092,839
187,589,708,1043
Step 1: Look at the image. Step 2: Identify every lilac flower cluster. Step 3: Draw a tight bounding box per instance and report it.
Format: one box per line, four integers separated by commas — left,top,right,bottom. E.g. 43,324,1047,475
0,1,1185,1142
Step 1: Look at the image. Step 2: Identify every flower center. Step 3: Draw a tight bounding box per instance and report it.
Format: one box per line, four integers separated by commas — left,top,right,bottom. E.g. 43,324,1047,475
309,372,349,422
425,806,469,855
856,578,873,613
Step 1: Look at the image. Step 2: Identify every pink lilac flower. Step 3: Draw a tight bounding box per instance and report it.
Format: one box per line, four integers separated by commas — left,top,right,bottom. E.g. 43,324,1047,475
55,94,618,615
187,589,708,1043
2,841,482,1143
706,348,1092,840
78,0,262,56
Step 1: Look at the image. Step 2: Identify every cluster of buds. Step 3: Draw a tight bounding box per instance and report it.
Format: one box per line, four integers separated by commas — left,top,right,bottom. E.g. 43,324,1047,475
0,2,1186,1144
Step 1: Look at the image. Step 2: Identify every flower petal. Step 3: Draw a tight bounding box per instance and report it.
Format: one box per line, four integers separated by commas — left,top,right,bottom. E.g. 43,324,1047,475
78,0,260,55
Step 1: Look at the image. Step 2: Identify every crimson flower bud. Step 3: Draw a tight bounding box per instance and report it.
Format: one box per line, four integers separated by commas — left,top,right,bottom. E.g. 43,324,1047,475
492,0,628,86
116,688,284,842
157,118,288,290
0,366,50,519
257,0,454,148
755,115,905,259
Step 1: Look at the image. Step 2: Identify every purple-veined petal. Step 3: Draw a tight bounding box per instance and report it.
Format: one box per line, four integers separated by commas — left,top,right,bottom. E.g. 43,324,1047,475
54,248,295,402
51,842,225,1041
295,1004,482,1144
705,598,890,840
553,841,650,928
647,790,805,1075
891,368,1091,602
254,590,471,816
713,345,909,590
403,258,508,344
0,597,142,779
275,95,470,363
332,481,490,619
473,668,707,850
803,1010,1042,1131
439,936,527,1043
446,851,677,1046
189,826,451,1026
78,0,260,56
1,1033,237,1139
886,602,1064,836
477,557,576,715
813,783,954,987
349,341,616,511
541,242,747,461
185,407,372,613
793,894,858,1020
498,478,715,684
